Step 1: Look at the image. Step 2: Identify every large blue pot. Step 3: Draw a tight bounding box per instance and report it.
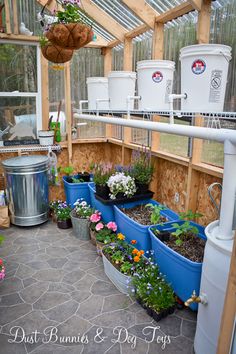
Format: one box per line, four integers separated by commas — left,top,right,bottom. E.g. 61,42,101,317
63,175,92,207
148,221,206,310
88,183,115,223
114,200,179,253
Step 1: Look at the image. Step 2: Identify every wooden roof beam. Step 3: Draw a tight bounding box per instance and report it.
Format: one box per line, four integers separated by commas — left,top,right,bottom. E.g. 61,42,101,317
155,2,194,23
121,0,159,28
188,0,202,11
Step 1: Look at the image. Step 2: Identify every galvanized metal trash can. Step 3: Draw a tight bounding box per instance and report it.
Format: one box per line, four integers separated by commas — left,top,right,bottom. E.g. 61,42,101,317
2,155,49,226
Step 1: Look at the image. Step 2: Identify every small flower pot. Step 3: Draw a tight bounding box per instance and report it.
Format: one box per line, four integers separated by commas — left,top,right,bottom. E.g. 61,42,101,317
90,228,97,246
152,310,163,322
135,182,149,194
57,219,72,229
96,184,110,199
70,211,90,240
78,172,90,182
146,306,153,317
168,305,176,315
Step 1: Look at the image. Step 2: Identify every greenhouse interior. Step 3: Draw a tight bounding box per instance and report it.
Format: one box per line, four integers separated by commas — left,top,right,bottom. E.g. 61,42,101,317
0,0,236,353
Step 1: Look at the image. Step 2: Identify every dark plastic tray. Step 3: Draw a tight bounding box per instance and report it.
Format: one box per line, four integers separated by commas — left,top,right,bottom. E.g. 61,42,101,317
94,191,154,205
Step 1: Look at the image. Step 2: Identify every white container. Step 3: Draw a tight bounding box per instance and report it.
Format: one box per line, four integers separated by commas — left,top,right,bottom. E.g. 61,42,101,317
86,77,109,110
108,71,136,110
180,44,232,112
137,60,175,110
194,221,233,354
38,130,54,146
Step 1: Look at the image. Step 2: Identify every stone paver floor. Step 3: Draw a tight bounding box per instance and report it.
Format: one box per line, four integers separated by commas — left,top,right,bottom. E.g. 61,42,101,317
0,221,196,354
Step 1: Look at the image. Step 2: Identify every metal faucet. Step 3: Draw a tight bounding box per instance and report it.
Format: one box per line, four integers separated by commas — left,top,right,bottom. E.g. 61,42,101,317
185,290,208,307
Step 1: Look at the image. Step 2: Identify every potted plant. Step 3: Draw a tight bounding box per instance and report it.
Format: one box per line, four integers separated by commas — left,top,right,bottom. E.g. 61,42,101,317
40,35,73,64
148,213,206,310
62,166,74,183
107,172,136,200
88,182,115,223
132,262,176,321
91,162,113,199
131,148,154,194
95,221,117,255
70,198,94,240
44,0,94,50
102,234,146,294
77,163,91,182
114,200,179,252
55,201,72,229
49,200,62,222
89,211,102,245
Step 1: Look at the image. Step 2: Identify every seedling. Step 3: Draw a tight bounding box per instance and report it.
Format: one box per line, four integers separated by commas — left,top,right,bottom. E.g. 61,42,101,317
179,210,203,221
145,203,166,224
171,221,199,246
62,166,74,176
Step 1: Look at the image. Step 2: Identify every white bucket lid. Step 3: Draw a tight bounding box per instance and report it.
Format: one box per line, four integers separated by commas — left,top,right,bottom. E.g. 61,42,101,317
86,77,108,84
108,71,137,79
137,60,175,70
180,44,232,60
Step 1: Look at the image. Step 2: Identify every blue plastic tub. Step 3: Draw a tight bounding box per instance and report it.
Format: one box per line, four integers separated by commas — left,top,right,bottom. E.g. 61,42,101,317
148,221,206,310
63,175,92,207
113,200,179,253
88,183,115,223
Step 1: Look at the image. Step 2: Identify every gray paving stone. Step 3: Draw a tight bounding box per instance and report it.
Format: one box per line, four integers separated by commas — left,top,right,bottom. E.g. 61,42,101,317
0,293,24,307
0,245,16,257
63,260,83,271
0,303,32,326
15,244,40,254
2,261,19,272
56,315,91,345
182,319,196,340
175,309,197,321
92,310,135,328
23,277,38,288
62,269,86,285
0,333,27,354
148,335,193,354
106,343,121,354
20,282,48,304
153,315,182,337
47,257,68,269
80,242,97,252
15,264,36,279
103,294,132,313
46,246,70,258
71,290,91,303
91,280,120,296
48,282,75,293
37,233,64,243
34,269,66,282
4,269,17,280
83,326,115,354
31,343,83,354
76,262,97,271
30,253,51,262
126,302,143,313
67,250,98,263
0,277,23,295
128,324,164,342
25,260,49,270
121,337,148,354
77,295,103,319
33,292,70,311
87,265,110,281
43,299,79,322
135,309,153,325
75,274,97,290
13,237,38,245
5,253,35,264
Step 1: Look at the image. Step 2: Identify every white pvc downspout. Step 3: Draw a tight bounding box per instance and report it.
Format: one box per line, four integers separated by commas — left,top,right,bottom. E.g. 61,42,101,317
126,96,141,119
74,112,236,240
79,100,89,113
169,94,187,124
95,98,110,114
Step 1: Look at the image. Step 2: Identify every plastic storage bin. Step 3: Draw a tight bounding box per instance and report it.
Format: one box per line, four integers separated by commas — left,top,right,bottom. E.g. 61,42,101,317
88,182,115,223
63,175,92,207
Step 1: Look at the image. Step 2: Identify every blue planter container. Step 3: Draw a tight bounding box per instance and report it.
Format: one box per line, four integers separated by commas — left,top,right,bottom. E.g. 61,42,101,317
63,175,92,207
148,221,206,310
88,183,115,224
114,200,179,253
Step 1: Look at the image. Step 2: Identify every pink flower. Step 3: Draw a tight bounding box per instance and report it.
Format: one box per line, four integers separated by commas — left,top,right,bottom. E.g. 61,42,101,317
95,222,104,231
107,221,117,232
90,213,101,223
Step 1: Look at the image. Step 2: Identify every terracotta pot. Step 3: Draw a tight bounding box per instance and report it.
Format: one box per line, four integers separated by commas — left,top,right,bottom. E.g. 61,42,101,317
45,23,94,50
41,43,73,63
90,228,97,246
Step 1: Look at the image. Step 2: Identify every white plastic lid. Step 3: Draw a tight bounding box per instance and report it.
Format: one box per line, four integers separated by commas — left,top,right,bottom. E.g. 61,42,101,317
108,71,137,79
86,77,108,84
137,60,175,70
180,44,232,60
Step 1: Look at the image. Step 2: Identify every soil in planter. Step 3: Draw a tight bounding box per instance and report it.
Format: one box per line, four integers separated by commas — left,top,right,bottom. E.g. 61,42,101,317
121,205,168,226
153,230,205,263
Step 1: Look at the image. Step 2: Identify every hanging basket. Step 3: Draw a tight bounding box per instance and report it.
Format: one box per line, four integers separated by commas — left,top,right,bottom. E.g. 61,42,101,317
45,23,94,50
41,42,73,64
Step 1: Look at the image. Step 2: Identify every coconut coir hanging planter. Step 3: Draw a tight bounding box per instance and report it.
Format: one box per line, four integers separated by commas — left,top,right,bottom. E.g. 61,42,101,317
41,42,73,63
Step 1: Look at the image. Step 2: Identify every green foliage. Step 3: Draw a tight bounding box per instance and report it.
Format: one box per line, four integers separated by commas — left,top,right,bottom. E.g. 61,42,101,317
62,166,74,176
171,221,199,246
57,4,81,24
39,35,48,48
71,177,85,183
179,210,203,221
0,235,5,245
111,250,124,264
90,162,113,186
96,228,116,245
120,261,133,274
145,203,166,224
131,148,154,184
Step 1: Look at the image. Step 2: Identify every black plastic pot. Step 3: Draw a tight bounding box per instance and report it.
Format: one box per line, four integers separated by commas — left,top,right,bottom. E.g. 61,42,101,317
146,306,153,317
135,182,149,194
152,310,163,322
57,218,72,229
116,192,125,199
157,231,171,242
78,172,90,182
96,184,110,199
66,176,73,183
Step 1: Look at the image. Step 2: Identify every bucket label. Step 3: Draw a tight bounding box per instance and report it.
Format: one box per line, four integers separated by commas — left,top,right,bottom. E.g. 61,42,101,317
165,79,173,103
152,71,163,83
209,70,223,103
192,59,206,75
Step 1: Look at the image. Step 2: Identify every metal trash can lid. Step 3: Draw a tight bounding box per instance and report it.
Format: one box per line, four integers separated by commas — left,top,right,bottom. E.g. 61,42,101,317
2,155,49,169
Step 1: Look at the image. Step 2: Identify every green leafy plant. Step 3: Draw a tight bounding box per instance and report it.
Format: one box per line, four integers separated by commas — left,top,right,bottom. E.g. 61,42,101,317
145,203,167,224
131,147,154,184
0,235,5,245
111,250,124,264
72,177,85,183
73,199,94,219
96,228,116,245
120,261,133,274
62,166,74,176
56,3,81,23
90,162,113,186
39,35,49,48
171,221,199,246
55,201,71,221
179,210,203,221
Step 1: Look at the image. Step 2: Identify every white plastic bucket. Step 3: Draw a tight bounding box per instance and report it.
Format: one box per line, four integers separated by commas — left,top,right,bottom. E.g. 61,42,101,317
137,60,175,110
38,130,54,146
180,44,232,112
86,77,109,110
108,71,136,110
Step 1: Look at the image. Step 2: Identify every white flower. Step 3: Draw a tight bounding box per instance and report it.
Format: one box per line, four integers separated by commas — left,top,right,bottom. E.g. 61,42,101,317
81,201,87,207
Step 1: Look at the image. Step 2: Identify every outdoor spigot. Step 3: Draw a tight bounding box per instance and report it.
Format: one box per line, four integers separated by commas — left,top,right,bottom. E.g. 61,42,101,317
185,290,208,307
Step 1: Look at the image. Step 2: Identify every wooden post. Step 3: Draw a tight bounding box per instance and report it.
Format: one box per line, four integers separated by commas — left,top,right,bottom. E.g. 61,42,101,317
197,0,211,44
12,0,19,34
64,62,72,164
4,0,11,34
123,38,133,71
102,47,112,76
152,22,164,60
41,53,49,130
217,232,236,354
